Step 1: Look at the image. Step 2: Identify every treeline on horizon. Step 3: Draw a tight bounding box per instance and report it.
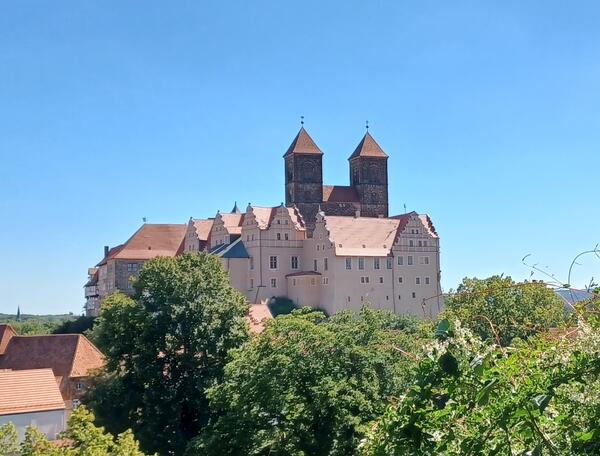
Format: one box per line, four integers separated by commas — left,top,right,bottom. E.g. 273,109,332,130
3,252,599,456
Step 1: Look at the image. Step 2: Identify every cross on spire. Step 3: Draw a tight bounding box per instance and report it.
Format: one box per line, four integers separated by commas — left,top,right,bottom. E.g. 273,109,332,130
300,115,304,126
365,120,369,131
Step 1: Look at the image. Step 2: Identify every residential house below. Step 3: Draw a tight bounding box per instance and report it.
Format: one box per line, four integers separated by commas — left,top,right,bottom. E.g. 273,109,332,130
0,368,66,441
0,324,104,412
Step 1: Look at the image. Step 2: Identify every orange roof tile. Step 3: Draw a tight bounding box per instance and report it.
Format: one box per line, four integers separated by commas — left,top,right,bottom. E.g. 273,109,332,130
192,219,214,241
219,213,245,235
348,132,388,159
0,369,65,415
0,334,104,379
0,324,16,355
283,127,323,157
251,207,276,229
245,303,273,334
108,224,187,261
322,185,359,203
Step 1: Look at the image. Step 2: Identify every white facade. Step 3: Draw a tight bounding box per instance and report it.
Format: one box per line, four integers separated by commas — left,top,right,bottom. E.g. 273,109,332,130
212,206,443,318
0,409,66,442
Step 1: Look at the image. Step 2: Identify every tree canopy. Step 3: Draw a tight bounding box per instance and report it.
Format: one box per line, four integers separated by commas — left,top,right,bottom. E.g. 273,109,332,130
0,406,148,455
443,276,565,345
85,253,249,455
187,308,424,456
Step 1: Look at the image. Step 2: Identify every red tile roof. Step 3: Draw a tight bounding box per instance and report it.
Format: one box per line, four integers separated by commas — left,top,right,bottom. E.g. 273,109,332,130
283,127,323,157
285,271,322,277
0,324,16,355
219,213,245,235
192,219,214,241
324,215,401,256
0,334,104,379
107,224,187,261
348,132,388,159
0,369,65,416
322,185,360,203
245,303,273,334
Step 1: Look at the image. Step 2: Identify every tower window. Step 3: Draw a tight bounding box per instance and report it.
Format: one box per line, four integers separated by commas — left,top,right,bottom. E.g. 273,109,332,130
408,256,413,265
271,278,277,288
269,256,278,270
398,256,403,265
345,258,352,270
386,257,393,269
425,277,430,285
412,292,416,298
358,257,365,270
277,233,281,240
374,258,380,270
291,256,299,270
285,233,289,240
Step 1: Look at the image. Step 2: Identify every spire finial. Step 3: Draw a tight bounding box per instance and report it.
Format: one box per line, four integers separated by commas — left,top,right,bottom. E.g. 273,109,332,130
300,115,304,126
365,120,369,131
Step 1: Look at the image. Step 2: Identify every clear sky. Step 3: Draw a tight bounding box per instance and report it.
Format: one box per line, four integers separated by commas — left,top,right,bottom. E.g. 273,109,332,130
0,1,598,315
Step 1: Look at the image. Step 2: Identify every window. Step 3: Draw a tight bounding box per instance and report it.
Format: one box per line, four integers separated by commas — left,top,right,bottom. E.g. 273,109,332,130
416,277,421,285
322,277,329,285
127,263,137,272
398,277,403,283
408,256,413,265
246,235,250,241
250,278,254,289
345,258,352,270
418,240,422,247
347,296,351,302
291,256,299,269
423,240,428,247
269,256,278,270
386,257,393,269
425,277,430,285
127,280,133,290
361,296,364,302
277,233,281,240
359,257,365,270
398,256,404,265
424,256,430,265
250,257,254,270
412,292,416,298
360,276,370,284
75,382,83,392
379,276,384,284
374,258,380,270
270,278,277,288
409,240,414,247
317,245,320,251
324,258,328,271
72,399,81,409
285,233,289,240
313,259,318,272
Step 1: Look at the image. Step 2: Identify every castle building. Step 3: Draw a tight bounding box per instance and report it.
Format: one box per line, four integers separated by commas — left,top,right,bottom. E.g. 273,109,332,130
86,127,443,318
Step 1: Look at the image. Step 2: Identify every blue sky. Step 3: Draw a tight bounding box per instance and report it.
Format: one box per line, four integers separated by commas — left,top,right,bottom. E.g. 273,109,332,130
0,1,598,315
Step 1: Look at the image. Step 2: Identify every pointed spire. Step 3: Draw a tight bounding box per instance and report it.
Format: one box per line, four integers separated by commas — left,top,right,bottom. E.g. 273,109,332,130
231,202,240,214
283,127,323,157
348,131,388,160
16,306,21,322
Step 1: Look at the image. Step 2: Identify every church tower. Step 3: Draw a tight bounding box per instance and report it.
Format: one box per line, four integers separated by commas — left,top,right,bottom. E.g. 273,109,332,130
284,127,323,230
348,132,389,217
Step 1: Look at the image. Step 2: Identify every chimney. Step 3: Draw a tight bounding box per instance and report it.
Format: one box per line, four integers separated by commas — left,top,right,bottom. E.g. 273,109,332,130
104,245,109,257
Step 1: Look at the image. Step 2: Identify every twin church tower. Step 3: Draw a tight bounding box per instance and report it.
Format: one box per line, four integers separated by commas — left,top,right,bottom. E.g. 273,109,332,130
284,127,389,232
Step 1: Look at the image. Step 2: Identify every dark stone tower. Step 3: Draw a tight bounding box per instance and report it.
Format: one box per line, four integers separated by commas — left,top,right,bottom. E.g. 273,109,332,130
284,127,323,231
348,132,389,217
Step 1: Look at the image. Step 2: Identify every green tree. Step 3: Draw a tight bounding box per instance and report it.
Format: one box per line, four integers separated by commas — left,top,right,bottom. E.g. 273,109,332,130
443,276,565,345
187,307,423,456
86,253,249,455
15,406,147,455
362,318,600,455
0,422,19,455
